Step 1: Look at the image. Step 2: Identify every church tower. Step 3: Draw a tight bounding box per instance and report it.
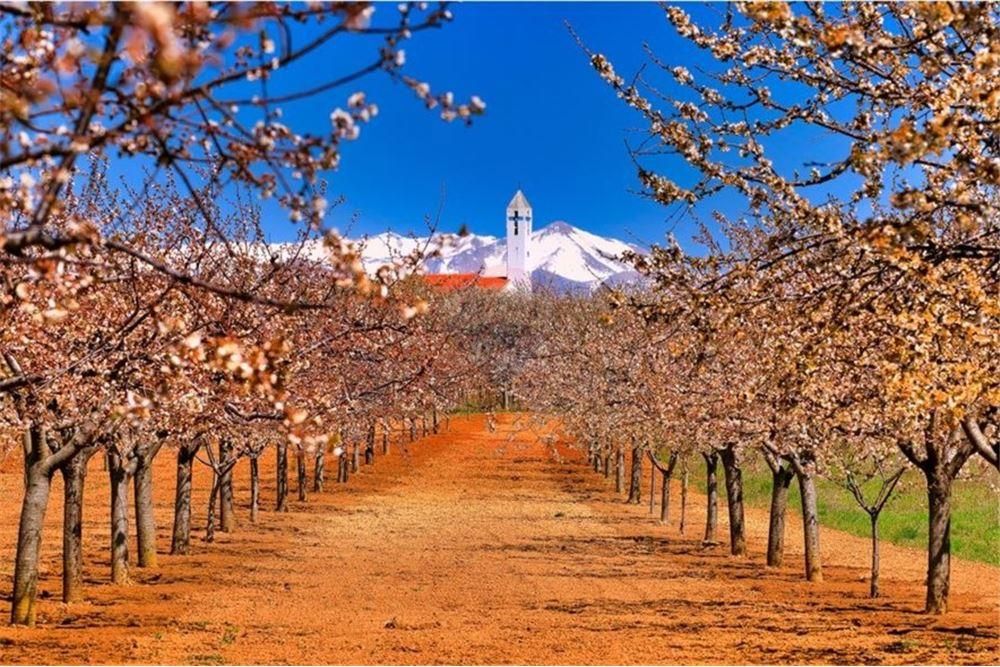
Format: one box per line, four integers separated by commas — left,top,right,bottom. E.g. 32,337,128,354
506,189,532,285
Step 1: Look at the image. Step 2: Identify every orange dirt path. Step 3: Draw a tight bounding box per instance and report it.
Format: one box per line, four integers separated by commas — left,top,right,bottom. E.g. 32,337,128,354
0,414,997,664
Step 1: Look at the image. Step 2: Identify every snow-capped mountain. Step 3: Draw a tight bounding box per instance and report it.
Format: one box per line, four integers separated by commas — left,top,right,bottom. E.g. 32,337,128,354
359,221,645,291
271,221,646,292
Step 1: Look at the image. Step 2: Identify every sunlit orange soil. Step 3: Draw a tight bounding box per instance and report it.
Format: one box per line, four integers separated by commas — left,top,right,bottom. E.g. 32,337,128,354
0,414,997,664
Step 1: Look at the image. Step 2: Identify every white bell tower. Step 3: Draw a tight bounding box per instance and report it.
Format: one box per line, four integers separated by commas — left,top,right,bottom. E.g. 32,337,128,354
505,189,532,285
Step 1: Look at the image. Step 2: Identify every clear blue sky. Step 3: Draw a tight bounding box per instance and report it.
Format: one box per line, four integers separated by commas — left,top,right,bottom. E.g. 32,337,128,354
250,2,704,247
196,3,857,249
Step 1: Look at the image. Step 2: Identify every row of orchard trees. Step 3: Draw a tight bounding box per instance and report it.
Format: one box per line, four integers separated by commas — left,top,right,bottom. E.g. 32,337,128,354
521,2,998,615
1,172,490,625
0,1,490,626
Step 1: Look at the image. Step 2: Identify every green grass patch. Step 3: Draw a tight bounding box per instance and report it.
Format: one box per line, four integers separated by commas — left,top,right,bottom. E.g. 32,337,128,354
703,465,999,565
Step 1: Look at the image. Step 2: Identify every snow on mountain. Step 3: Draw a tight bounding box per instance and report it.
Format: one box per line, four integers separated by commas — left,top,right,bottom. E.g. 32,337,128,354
271,221,645,292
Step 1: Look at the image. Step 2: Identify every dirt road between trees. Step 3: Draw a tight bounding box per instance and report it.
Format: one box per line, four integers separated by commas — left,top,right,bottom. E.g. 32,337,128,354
0,414,997,664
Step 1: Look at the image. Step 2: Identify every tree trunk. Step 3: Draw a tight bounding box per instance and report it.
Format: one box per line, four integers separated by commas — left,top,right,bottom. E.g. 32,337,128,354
432,407,439,434
627,445,642,504
11,436,54,626
719,444,746,556
679,461,688,534
250,456,260,524
870,513,880,598
409,419,416,442
797,467,823,582
603,453,611,479
766,463,794,567
107,451,132,584
592,450,601,473
171,443,197,555
276,442,289,512
649,464,656,514
296,447,307,501
205,473,218,543
382,426,389,455
925,477,952,613
660,468,671,524
351,443,360,473
133,451,158,568
314,448,325,492
703,451,719,545
60,452,89,603
615,447,624,493
219,440,235,533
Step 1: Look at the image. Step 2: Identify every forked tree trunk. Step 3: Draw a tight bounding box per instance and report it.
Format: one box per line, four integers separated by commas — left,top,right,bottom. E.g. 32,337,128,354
796,466,823,582
615,447,624,493
171,443,199,555
296,447,307,501
314,448,325,492
276,442,289,512
107,450,133,584
219,440,235,533
249,456,260,524
133,449,158,568
11,428,55,626
766,458,794,567
719,444,747,556
703,451,719,545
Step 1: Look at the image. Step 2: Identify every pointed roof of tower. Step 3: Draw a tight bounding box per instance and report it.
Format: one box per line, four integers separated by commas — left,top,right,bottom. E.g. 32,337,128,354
507,189,531,210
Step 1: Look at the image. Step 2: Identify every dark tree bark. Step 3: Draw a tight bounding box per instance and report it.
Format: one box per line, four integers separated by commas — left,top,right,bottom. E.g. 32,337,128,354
660,453,679,524
409,418,416,442
59,450,91,603
132,439,164,569
432,407,439,434
791,454,822,582
296,446,307,502
171,442,199,555
219,439,235,533
702,451,719,545
679,459,689,534
12,428,55,625
351,443,360,473
603,453,611,479
11,421,98,625
763,450,794,567
314,447,325,492
627,445,643,504
382,422,389,455
107,449,135,584
719,444,747,556
249,455,260,524
615,447,625,493
926,475,954,612
365,423,375,465
898,426,975,614
205,472,219,543
276,442,289,512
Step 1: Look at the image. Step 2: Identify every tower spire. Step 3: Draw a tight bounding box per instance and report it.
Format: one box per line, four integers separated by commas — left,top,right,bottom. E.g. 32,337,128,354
505,189,532,287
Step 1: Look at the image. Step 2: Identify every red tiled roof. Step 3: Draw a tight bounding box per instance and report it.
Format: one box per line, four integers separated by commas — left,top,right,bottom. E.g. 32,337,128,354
422,273,508,292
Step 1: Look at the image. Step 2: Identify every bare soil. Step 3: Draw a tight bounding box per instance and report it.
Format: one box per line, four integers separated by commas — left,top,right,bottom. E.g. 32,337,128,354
0,414,997,664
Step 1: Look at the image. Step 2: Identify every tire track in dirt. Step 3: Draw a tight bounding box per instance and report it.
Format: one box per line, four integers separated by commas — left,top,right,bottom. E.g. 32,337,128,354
0,413,997,664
